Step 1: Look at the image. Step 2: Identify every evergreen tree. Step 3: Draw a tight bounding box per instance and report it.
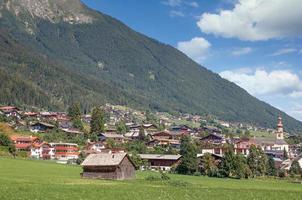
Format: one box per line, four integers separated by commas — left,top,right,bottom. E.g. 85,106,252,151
221,145,236,177
68,102,81,120
247,145,268,177
290,160,301,175
202,153,217,176
283,148,289,159
267,156,276,176
90,107,105,134
68,102,83,131
176,136,198,175
138,127,147,141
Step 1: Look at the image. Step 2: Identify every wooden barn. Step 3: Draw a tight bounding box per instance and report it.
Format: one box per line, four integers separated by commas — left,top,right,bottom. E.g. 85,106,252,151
81,153,135,180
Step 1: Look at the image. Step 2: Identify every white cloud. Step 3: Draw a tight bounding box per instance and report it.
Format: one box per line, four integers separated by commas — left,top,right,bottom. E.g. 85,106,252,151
177,37,211,63
219,69,302,96
169,10,185,18
270,48,297,56
299,49,302,54
231,47,253,56
163,0,199,8
197,0,302,41
288,103,302,121
188,2,199,8
162,0,182,7
290,91,302,98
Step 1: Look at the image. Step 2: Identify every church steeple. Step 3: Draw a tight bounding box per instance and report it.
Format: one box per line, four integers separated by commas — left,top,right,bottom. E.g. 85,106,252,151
276,115,284,140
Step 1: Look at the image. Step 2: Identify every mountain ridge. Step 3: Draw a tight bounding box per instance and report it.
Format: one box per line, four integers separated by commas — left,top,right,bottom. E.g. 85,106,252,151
0,0,301,133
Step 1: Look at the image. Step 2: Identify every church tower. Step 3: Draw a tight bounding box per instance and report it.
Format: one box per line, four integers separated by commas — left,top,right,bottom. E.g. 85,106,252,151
276,116,284,140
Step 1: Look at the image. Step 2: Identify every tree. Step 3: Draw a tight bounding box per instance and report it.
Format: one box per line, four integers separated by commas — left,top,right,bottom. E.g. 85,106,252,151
202,153,217,176
90,107,105,134
290,160,301,175
68,102,83,131
283,148,289,159
129,152,147,170
220,145,251,179
0,133,11,146
267,156,276,176
176,136,198,175
247,145,268,177
221,145,236,177
138,127,147,141
116,121,128,135
68,102,81,120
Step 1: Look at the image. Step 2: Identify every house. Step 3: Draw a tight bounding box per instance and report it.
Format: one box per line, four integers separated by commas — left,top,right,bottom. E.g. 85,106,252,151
30,142,54,159
22,112,39,118
49,142,79,162
30,122,55,133
200,133,226,145
202,126,222,134
10,135,41,154
98,133,125,143
61,128,84,135
138,154,182,171
0,106,21,119
81,153,136,180
234,137,255,156
149,131,172,141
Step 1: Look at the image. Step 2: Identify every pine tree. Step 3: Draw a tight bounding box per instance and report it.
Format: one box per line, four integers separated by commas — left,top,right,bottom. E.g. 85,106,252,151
247,145,268,177
176,136,198,175
90,107,105,134
290,160,301,175
283,148,289,159
68,102,83,131
267,156,276,176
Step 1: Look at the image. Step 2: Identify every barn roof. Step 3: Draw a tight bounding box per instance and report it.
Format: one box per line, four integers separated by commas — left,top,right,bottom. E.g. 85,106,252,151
81,153,129,166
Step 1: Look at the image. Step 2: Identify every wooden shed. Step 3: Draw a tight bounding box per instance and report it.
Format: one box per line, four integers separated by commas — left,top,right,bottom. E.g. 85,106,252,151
81,153,135,180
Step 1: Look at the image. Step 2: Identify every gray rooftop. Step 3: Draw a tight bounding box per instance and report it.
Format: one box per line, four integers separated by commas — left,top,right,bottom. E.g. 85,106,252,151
81,153,127,166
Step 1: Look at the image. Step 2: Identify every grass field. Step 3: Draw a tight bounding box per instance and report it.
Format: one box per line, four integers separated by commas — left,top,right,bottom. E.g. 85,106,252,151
1,158,302,200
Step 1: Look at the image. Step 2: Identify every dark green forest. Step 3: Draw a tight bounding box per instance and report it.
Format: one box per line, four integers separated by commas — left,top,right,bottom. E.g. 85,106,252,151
0,0,301,133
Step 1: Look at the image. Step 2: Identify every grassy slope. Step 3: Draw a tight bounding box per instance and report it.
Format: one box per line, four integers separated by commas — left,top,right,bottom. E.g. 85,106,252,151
0,158,301,200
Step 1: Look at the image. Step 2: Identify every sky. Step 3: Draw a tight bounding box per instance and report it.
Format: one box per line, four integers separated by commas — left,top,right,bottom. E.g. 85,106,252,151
82,0,302,121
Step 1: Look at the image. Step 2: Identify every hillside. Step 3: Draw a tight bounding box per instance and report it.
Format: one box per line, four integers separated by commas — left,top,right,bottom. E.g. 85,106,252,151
0,0,301,132
1,158,302,200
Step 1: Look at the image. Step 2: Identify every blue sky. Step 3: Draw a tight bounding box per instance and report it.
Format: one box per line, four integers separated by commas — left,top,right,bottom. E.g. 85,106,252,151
82,0,302,121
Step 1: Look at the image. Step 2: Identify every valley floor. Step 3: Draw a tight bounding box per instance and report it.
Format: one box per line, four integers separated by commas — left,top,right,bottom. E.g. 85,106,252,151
0,158,302,200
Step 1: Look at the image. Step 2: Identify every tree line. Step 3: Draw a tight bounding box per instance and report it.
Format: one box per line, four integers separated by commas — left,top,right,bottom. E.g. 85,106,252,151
175,136,301,179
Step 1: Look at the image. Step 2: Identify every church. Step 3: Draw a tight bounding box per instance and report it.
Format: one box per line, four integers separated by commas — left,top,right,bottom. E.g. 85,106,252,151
255,116,289,159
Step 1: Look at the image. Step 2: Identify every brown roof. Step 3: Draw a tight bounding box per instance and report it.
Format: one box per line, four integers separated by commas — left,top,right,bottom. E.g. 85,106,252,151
81,153,130,166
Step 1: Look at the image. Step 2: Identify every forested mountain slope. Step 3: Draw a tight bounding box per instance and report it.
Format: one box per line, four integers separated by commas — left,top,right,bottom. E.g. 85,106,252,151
0,0,301,132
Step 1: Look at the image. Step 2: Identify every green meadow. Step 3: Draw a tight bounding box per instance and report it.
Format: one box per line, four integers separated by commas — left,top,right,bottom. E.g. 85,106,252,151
0,158,302,200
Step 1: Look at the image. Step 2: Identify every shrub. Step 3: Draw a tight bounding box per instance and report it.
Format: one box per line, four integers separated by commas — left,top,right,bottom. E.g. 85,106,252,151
167,180,191,187
17,151,28,158
278,169,286,178
160,171,170,180
193,172,202,176
145,175,161,181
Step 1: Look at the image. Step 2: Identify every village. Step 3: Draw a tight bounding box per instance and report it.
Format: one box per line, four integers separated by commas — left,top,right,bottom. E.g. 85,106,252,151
0,104,302,180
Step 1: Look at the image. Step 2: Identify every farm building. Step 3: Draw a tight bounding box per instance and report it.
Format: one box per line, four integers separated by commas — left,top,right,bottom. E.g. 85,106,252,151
81,153,136,180
138,154,182,171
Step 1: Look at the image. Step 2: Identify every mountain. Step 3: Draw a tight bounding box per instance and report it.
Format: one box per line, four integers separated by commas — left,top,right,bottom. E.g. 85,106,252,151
0,0,301,133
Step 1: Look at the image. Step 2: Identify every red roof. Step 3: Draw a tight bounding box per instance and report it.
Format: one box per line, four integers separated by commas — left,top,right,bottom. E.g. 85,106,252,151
15,143,32,149
10,135,39,143
0,106,18,111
